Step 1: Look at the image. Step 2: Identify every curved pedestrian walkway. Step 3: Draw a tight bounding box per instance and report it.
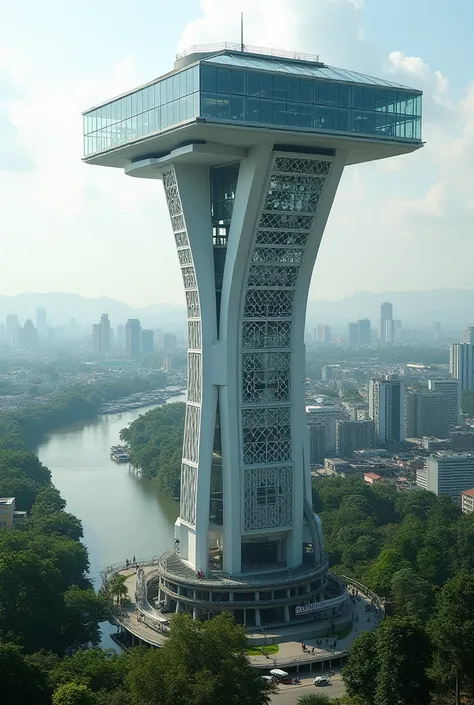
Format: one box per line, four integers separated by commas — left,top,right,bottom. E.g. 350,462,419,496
103,559,383,664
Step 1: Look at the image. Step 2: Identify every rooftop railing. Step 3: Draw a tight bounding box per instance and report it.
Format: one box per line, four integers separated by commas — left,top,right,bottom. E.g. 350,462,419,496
176,43,320,64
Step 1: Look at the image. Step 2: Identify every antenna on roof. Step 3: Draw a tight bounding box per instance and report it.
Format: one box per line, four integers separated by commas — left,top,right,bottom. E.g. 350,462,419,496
240,13,244,52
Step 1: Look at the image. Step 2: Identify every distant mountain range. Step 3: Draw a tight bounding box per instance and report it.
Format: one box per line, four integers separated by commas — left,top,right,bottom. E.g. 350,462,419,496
1,289,473,333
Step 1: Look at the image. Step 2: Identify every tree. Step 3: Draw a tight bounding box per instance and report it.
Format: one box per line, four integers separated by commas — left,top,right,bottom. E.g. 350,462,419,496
108,573,129,606
342,630,378,704
0,642,49,705
126,612,274,705
52,682,95,705
296,694,333,705
391,568,434,622
375,617,431,705
428,572,474,695
366,548,410,597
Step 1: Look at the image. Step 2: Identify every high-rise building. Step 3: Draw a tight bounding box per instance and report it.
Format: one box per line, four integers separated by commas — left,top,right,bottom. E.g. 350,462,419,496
405,391,449,439
462,326,474,344
83,42,421,626
369,378,405,445
308,424,326,465
16,319,39,350
5,314,19,346
36,308,47,338
92,314,111,354
416,453,474,504
125,319,141,358
379,301,393,342
433,321,441,339
348,322,358,347
116,324,125,350
306,405,347,456
92,324,101,353
141,329,154,356
336,420,375,458
428,379,461,429
162,333,177,352
314,325,332,344
357,318,371,346
163,353,173,373
450,343,474,391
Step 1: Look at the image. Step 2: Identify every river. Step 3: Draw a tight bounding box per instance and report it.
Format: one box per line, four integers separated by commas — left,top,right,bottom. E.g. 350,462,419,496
37,394,186,646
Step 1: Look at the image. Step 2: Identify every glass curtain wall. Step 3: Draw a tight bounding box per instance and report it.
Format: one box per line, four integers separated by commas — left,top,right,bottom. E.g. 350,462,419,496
83,65,200,156
200,64,422,140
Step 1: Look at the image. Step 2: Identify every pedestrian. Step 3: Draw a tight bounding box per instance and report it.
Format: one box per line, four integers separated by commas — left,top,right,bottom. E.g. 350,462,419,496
312,647,315,654
133,555,136,563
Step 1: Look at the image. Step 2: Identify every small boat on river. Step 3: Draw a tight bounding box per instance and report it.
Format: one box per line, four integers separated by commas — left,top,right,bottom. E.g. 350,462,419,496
110,445,130,463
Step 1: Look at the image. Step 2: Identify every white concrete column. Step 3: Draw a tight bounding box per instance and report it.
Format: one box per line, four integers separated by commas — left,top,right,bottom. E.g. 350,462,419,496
284,605,290,622
255,608,261,628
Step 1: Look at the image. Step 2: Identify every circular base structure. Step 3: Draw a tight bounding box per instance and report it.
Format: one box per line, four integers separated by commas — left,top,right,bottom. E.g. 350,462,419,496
141,550,348,631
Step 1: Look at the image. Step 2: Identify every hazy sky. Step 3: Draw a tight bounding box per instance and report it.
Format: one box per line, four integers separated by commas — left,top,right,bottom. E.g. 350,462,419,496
0,0,472,307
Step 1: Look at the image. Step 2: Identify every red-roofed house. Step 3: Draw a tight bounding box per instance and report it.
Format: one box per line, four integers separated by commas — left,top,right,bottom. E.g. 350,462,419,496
364,472,382,485
461,488,474,514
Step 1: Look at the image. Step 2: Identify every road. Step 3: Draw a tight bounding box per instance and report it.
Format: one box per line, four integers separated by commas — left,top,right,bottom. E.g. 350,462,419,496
272,672,345,704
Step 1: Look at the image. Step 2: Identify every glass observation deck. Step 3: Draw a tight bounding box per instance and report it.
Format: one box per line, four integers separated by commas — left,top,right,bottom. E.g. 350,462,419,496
83,46,422,159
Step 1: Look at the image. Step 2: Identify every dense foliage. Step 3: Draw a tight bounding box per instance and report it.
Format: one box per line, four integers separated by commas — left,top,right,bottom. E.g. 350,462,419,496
462,390,474,416
0,372,167,451
120,403,185,498
317,476,474,702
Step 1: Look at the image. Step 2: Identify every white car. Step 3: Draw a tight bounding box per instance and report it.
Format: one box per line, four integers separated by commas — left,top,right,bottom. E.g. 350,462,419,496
314,676,330,686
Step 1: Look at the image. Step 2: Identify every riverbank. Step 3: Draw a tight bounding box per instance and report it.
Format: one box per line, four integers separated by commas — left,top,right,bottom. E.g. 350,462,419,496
100,386,186,414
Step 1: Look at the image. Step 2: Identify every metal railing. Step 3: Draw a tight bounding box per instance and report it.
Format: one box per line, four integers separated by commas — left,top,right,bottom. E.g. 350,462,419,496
176,43,320,63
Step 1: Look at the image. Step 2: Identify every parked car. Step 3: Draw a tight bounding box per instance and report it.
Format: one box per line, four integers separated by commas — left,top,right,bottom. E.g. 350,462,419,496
314,676,331,687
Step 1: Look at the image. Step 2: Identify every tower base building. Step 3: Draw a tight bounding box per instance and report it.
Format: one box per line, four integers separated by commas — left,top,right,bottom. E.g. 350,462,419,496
84,42,422,631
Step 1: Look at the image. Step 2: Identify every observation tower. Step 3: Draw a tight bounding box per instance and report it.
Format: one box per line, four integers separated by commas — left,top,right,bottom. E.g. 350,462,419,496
84,43,422,631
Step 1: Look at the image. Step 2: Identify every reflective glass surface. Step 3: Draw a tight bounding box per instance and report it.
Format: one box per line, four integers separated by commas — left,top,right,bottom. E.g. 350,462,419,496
83,65,199,157
199,64,422,141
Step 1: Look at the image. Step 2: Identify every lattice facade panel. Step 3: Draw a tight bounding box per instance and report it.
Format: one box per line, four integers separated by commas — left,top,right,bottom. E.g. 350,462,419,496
188,352,202,403
175,231,189,248
274,156,332,176
255,230,309,247
180,463,197,526
241,352,291,404
259,213,314,231
178,248,193,265
188,320,202,350
185,291,200,318
242,406,291,465
183,404,201,464
244,289,294,318
243,466,293,531
241,320,292,349
251,247,305,264
248,264,299,288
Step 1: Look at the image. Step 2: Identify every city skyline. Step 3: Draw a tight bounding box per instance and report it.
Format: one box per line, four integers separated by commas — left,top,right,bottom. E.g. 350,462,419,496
1,0,473,306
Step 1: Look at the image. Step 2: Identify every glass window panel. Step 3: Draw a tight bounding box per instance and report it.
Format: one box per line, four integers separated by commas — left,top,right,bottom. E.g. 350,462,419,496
338,108,350,131
387,90,397,113
136,91,143,114
299,103,313,127
259,99,273,123
273,100,287,125
352,86,363,109
351,109,364,132
314,105,326,128
374,90,387,112
186,68,194,95
231,69,245,95
396,91,407,113
338,84,351,108
363,87,375,111
153,107,161,131
131,92,138,115
414,116,421,139
326,107,338,129
174,75,181,101
201,93,217,118
136,113,143,137
286,103,299,125
247,71,261,97
273,75,287,100
201,65,217,92
405,118,414,138
167,78,175,103
154,83,161,108
160,80,167,106
246,97,260,121
287,77,299,102
261,73,273,99
172,99,179,124
216,95,230,119
375,111,388,135
415,95,422,117
184,94,192,118
164,102,173,127
395,119,405,138
362,111,374,133
231,95,244,120
179,70,187,97
177,96,186,122
193,91,200,117
326,82,338,105
405,97,414,115
142,88,149,112
299,79,313,103
217,68,231,94
314,81,326,104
